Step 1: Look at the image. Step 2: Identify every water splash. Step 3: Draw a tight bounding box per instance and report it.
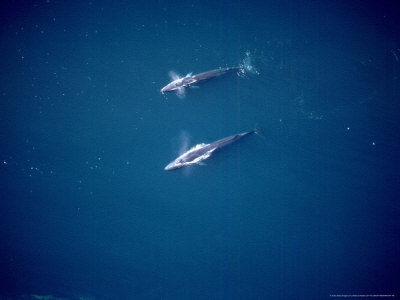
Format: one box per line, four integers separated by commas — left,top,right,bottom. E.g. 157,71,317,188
238,51,260,76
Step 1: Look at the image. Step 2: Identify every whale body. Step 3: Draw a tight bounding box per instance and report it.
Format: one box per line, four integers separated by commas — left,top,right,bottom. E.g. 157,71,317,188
160,67,240,97
165,130,255,171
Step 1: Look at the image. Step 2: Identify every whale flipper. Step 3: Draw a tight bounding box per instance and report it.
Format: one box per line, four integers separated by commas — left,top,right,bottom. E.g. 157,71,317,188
168,71,180,81
176,87,185,99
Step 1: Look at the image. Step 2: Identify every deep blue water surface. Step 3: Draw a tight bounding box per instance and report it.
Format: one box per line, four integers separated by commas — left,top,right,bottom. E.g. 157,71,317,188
1,1,399,299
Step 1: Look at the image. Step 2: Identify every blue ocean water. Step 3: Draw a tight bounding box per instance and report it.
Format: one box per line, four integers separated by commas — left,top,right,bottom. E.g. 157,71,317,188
1,0,399,299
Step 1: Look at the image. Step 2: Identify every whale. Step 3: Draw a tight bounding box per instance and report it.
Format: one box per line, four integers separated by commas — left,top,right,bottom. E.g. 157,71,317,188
160,67,240,97
165,129,256,171
160,53,257,98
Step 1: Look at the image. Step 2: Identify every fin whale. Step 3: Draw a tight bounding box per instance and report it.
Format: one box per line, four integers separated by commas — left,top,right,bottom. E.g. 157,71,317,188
160,67,239,96
165,129,256,171
160,53,256,97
